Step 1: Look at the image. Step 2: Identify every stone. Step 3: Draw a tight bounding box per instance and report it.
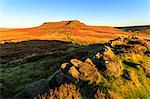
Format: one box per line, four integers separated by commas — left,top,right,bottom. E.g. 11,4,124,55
103,46,123,77
47,70,61,82
54,72,65,86
70,58,82,67
104,59,123,77
85,58,95,66
15,90,29,99
25,79,50,97
61,63,68,69
103,46,116,61
95,52,102,59
69,66,80,79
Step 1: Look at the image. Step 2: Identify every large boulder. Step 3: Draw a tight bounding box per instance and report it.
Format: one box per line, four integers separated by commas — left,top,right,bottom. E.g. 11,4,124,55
103,46,123,77
15,90,29,99
25,79,50,98
62,58,106,84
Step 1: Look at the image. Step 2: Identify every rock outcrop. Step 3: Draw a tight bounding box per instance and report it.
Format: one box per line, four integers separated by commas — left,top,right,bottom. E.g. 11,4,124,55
16,36,150,99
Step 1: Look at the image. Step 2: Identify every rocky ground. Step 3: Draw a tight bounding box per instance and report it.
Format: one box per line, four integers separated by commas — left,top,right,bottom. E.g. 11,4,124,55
0,40,103,99
12,36,150,99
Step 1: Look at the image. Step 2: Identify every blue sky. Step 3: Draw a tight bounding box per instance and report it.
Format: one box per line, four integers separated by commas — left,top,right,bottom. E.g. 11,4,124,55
0,0,150,28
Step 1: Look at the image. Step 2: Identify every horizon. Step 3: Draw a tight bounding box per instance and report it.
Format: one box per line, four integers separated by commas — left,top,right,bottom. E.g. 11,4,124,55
0,0,150,28
0,20,150,29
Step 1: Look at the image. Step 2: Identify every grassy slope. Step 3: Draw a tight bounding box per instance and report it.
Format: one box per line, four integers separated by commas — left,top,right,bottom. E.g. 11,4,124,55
0,40,103,98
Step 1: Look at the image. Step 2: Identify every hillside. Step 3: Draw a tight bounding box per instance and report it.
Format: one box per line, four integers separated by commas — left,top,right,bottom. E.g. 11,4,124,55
0,20,149,45
12,36,150,99
116,25,150,34
0,40,104,98
0,20,150,99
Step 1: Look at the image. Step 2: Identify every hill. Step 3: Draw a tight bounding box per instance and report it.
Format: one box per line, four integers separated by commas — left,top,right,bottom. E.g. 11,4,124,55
116,25,150,34
0,20,149,45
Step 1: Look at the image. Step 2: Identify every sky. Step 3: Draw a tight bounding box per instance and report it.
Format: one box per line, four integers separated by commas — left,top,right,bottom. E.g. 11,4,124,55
0,0,150,28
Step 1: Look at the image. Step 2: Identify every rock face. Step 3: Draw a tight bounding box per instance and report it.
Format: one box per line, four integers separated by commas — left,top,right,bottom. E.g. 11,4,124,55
16,36,150,99
25,79,50,97
103,46,123,77
69,58,106,84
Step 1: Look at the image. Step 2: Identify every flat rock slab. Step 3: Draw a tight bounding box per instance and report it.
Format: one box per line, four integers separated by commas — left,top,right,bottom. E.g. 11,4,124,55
25,79,50,97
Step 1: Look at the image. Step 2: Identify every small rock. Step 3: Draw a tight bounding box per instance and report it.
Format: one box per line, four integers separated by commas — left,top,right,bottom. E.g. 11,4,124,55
70,58,82,67
95,52,102,59
61,63,68,69
85,58,95,66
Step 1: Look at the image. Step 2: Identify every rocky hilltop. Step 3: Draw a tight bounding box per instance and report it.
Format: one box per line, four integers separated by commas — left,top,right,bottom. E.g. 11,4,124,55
15,36,150,99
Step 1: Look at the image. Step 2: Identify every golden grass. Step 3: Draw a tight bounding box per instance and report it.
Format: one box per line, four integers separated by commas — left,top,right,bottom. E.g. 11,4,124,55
0,21,149,45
